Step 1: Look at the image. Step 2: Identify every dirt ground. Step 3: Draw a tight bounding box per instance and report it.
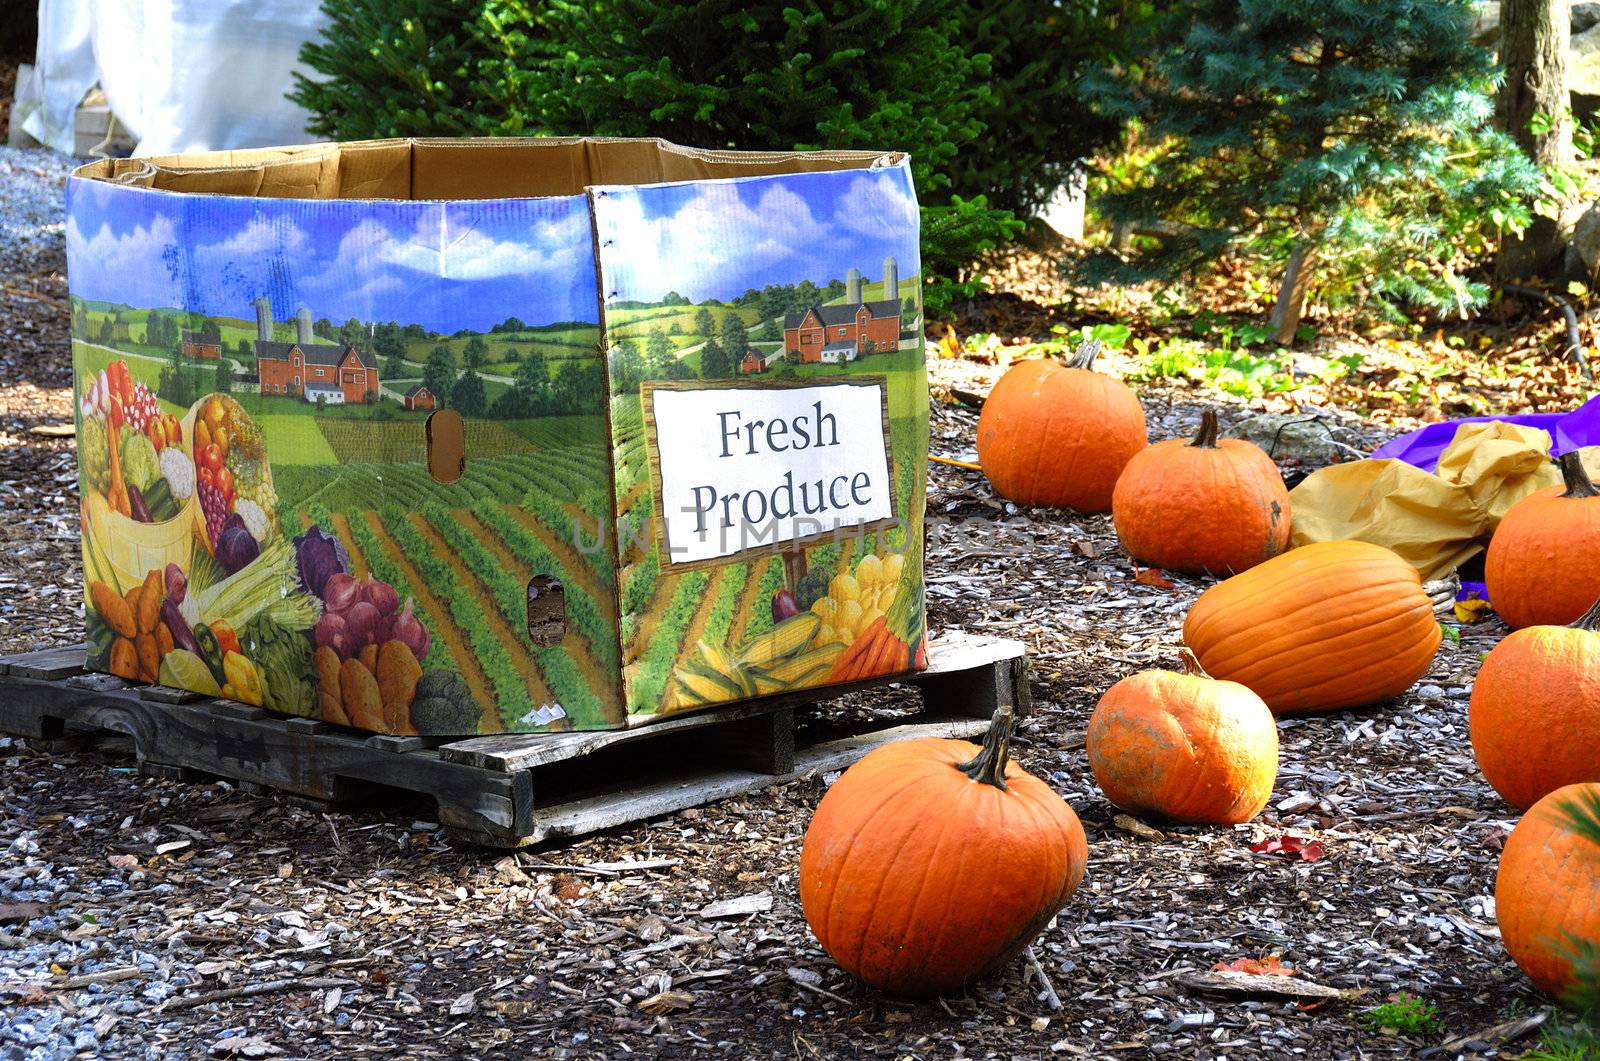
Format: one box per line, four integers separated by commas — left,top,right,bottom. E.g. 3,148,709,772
0,153,1582,1059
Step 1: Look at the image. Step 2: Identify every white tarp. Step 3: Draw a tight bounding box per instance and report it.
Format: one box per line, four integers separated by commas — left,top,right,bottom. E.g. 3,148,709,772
21,0,329,156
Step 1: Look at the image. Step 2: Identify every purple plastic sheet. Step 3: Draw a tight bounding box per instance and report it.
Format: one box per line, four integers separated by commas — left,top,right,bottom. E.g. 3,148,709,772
1370,392,1600,472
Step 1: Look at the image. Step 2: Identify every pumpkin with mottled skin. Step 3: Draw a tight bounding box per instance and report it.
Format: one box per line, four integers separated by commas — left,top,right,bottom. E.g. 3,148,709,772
1495,782,1600,999
1112,409,1291,575
1485,452,1600,629
799,707,1088,998
1182,540,1440,715
976,341,1146,513
1470,597,1600,810
1088,651,1278,825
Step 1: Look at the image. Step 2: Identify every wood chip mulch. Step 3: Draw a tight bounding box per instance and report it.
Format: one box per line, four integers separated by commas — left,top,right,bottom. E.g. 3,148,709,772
0,177,1559,1058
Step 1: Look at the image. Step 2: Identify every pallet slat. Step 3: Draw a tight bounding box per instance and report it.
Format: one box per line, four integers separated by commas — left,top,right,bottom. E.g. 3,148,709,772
439,630,1026,772
0,631,1027,848
3,644,87,680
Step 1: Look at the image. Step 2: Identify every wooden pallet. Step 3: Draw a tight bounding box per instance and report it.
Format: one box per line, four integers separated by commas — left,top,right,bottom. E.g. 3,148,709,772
0,632,1027,847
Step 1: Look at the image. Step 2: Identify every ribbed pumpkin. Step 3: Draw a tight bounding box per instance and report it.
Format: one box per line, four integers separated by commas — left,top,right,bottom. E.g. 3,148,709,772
976,340,1147,512
1111,409,1291,575
1470,596,1600,810
1088,650,1279,825
1495,782,1600,999
1182,540,1441,715
1485,452,1600,629
799,707,1088,998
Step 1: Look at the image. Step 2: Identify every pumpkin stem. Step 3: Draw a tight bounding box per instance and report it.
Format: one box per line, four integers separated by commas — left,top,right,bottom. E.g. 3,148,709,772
1558,451,1600,499
1067,339,1102,370
1178,648,1211,678
1572,595,1600,632
954,705,1015,790
1189,410,1221,449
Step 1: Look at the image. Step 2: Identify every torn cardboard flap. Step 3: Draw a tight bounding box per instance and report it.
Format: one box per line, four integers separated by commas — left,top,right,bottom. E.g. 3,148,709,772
73,137,906,202
1290,420,1600,579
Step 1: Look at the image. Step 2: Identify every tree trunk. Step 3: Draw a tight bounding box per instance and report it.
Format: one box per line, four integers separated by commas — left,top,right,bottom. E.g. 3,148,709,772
1269,239,1317,346
1498,0,1573,280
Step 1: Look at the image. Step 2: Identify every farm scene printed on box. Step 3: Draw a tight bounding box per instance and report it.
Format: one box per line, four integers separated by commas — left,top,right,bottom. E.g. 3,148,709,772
65,183,619,735
593,164,929,720
62,162,927,733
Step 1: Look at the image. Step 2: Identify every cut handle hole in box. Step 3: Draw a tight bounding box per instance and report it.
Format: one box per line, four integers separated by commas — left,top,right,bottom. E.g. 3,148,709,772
527,576,566,647
425,410,465,483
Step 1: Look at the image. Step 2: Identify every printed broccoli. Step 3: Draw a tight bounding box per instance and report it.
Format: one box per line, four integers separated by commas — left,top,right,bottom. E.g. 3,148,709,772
409,669,481,734
119,426,161,493
80,415,111,494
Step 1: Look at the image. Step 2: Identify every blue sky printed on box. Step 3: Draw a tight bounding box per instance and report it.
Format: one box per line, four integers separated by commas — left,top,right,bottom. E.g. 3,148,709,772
591,163,920,304
64,180,598,333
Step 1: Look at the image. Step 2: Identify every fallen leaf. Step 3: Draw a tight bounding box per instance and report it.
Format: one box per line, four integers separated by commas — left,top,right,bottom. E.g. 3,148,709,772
1453,598,1492,624
1133,567,1175,589
107,854,140,871
551,875,590,902
1215,955,1296,977
1250,834,1326,862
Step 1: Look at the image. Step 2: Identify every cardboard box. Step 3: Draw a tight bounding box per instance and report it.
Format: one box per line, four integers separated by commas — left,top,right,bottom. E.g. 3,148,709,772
65,137,928,735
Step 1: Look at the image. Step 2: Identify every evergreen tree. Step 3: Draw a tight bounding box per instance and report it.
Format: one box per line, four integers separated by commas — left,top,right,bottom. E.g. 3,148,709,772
757,317,781,344
463,334,489,369
699,336,730,379
1084,0,1541,340
213,359,233,395
452,369,487,416
718,314,750,363
200,319,223,343
292,0,492,142
667,321,682,336
236,339,252,360
423,344,457,408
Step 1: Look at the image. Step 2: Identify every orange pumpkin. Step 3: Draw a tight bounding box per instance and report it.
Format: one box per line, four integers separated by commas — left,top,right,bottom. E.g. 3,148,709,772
976,340,1146,512
799,706,1088,998
1182,540,1441,715
1495,782,1600,999
1470,596,1600,810
1088,650,1278,825
1112,408,1291,575
1485,452,1600,629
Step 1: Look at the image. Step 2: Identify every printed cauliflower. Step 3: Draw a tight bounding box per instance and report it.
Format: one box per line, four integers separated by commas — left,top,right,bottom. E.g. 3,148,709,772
160,446,195,500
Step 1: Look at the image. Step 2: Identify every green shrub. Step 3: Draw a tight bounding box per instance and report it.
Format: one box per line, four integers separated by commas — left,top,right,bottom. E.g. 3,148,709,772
292,0,1134,301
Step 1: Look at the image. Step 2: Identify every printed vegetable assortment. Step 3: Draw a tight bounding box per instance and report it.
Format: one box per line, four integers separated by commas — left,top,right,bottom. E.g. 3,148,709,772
75,368,470,734
668,544,925,709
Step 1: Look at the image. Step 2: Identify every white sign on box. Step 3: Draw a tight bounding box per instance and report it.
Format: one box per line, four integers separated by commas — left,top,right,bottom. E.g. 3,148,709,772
645,379,895,565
